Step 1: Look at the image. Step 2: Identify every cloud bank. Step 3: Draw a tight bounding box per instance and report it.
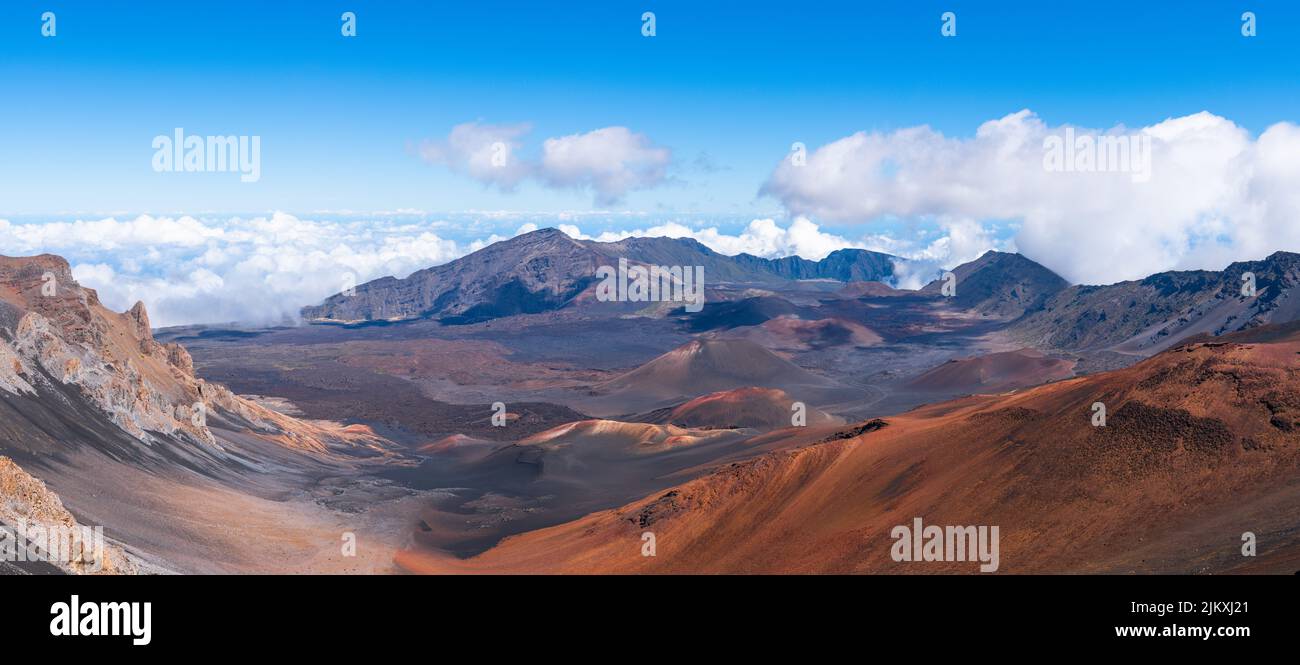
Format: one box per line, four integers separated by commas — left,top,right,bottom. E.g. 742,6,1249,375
763,110,1300,284
0,213,487,327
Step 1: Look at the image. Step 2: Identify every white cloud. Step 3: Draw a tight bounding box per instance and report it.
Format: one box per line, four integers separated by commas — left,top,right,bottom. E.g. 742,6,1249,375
3,212,470,328
540,127,672,205
416,121,532,189
882,218,1015,289
0,215,221,250
417,122,672,204
762,110,1300,284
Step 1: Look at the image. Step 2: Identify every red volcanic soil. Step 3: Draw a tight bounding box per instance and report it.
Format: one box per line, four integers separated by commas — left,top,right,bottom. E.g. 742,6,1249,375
582,338,860,415
907,348,1075,394
520,419,740,452
398,338,1300,573
643,387,842,430
734,315,883,351
394,413,849,558
600,338,834,392
417,433,504,464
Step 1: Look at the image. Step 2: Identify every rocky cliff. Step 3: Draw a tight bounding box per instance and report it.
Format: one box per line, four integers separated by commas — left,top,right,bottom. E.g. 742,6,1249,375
0,254,384,455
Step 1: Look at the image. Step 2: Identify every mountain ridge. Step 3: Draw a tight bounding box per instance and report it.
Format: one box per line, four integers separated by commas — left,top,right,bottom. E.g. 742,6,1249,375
1007,250,1300,353
301,228,905,324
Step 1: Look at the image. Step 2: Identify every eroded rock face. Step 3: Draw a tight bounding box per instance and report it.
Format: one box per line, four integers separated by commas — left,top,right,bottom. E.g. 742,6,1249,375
11,310,216,445
0,339,35,395
0,254,355,454
0,456,137,574
165,342,195,376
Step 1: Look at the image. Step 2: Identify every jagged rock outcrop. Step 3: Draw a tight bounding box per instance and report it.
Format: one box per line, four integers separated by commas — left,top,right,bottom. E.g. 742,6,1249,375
0,339,34,395
11,310,216,445
0,254,386,455
0,456,137,574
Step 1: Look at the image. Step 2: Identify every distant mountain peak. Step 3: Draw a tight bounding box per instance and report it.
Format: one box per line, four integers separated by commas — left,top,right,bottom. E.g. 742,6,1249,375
511,226,575,243
524,226,568,237
922,251,1068,318
965,250,1048,268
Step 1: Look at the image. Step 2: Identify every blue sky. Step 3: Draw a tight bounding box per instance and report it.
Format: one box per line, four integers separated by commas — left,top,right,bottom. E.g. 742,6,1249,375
3,1,1300,325
2,0,1297,217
